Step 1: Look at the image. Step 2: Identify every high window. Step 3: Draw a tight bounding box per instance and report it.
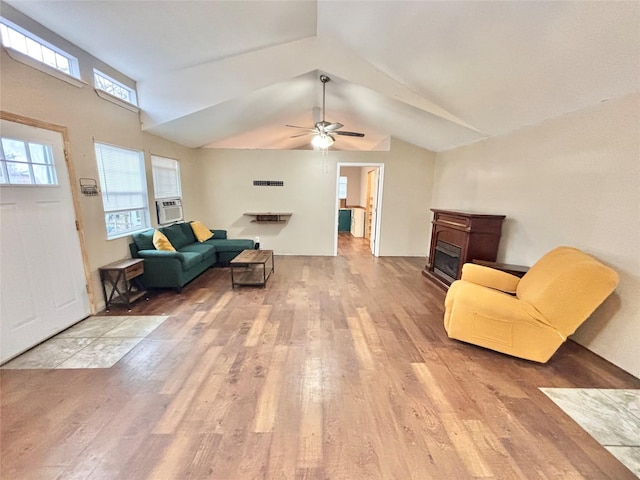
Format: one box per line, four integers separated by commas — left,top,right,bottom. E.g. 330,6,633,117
0,18,79,78
94,142,150,239
93,69,138,106
151,155,181,199
0,137,57,185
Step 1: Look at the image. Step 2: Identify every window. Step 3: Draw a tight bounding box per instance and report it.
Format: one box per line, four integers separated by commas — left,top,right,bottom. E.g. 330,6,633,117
94,142,150,239
338,176,348,199
94,69,137,106
151,155,181,199
0,137,57,185
0,18,79,78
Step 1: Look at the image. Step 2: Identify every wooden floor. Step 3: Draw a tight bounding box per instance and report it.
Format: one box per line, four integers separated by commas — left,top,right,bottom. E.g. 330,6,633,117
2,233,639,479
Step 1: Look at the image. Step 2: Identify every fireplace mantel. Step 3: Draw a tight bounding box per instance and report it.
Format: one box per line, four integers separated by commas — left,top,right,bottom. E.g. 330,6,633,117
422,209,506,289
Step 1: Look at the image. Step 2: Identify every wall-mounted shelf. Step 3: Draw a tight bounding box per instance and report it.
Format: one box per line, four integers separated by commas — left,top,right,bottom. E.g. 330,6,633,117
244,212,292,223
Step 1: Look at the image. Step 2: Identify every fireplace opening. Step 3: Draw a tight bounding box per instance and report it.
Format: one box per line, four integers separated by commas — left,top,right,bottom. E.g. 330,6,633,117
433,240,461,283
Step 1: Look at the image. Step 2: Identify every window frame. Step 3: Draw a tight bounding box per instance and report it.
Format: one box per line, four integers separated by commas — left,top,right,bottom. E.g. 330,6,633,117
0,17,81,80
94,142,150,240
151,154,182,200
338,176,348,200
0,136,58,186
93,68,138,108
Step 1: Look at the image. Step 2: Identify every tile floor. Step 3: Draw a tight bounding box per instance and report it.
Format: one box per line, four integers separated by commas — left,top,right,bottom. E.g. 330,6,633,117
1,315,168,369
541,388,640,477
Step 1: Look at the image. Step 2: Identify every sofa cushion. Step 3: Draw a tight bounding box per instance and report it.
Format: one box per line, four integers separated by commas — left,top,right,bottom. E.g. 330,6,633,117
161,224,191,250
516,246,620,337
153,230,176,251
190,221,214,242
133,229,155,251
179,243,216,260
205,238,254,252
178,222,197,244
179,251,203,270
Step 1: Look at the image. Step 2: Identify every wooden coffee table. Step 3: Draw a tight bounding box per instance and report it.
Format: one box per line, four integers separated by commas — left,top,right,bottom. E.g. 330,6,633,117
230,249,274,288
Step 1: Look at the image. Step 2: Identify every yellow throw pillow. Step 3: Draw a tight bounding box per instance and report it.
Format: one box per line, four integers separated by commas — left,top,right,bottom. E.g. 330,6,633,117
152,229,176,251
190,221,214,242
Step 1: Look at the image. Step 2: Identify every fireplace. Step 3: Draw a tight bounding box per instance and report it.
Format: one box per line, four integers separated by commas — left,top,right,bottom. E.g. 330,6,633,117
433,240,461,284
423,209,506,288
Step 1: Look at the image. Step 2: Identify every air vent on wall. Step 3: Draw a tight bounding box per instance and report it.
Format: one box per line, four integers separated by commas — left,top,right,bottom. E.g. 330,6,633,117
253,180,284,187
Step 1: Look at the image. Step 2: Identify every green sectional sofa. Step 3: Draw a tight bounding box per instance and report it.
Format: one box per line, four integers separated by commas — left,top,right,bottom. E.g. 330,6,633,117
129,222,254,292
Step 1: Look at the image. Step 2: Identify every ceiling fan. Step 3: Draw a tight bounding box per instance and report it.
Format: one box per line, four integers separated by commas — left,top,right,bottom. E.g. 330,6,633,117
286,74,365,149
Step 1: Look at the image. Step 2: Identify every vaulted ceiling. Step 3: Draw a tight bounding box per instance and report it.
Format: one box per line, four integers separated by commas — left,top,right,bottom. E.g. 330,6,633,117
5,1,639,152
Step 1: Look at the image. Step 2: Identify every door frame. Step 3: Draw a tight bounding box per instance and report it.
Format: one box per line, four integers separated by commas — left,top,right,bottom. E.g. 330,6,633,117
334,162,384,257
0,111,95,311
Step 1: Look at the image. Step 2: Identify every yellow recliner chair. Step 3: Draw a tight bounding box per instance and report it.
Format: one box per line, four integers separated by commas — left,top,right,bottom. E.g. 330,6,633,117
443,246,619,363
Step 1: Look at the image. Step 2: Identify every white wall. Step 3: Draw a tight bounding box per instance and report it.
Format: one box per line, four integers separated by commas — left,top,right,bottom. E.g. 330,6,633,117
432,93,640,377
0,4,198,312
189,149,336,255
193,139,436,257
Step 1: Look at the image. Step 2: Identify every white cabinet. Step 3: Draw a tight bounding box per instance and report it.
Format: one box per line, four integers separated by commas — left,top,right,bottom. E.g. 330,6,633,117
350,208,365,237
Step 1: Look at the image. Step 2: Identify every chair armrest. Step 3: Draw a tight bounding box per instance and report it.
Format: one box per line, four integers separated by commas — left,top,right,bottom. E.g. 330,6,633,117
136,249,185,261
460,263,520,294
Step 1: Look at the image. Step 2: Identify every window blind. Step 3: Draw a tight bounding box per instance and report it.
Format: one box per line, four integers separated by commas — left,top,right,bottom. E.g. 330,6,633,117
151,155,181,199
94,142,149,238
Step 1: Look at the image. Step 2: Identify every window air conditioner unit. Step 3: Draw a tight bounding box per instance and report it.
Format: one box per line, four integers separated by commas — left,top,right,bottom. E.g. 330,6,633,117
156,198,183,225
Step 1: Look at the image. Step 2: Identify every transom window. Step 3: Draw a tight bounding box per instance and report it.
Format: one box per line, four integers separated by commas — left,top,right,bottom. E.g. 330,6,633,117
94,142,150,239
0,137,57,185
94,69,138,106
0,18,79,78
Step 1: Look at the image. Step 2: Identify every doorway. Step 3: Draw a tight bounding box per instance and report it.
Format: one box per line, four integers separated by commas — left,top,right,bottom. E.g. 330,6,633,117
334,163,384,257
0,116,91,363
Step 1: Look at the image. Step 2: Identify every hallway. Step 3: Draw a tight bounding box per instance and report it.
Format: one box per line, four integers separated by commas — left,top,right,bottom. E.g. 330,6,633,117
337,231,372,257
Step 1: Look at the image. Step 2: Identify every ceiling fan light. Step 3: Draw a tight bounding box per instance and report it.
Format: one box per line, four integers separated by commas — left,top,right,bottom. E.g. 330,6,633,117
311,134,334,149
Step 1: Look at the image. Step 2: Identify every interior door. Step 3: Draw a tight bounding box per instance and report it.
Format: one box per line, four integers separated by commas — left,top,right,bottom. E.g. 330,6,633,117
366,169,378,254
365,170,372,240
0,119,90,363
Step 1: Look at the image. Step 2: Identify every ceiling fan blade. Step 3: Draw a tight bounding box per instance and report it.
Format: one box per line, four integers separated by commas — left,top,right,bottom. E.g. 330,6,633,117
288,76,362,145
324,122,344,132
286,124,315,131
290,132,314,138
335,131,365,137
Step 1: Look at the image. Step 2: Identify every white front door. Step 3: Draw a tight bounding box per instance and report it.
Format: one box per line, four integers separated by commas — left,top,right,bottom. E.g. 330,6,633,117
0,119,90,363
